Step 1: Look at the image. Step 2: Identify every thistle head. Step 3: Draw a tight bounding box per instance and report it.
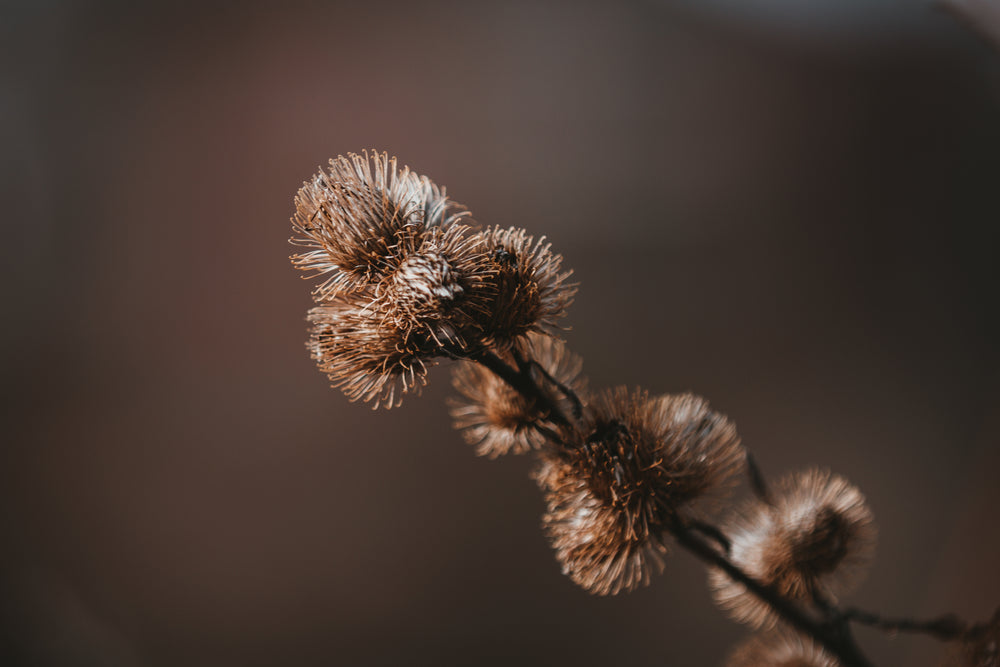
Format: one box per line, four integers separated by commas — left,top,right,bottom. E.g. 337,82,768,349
537,389,743,595
709,468,877,629
290,150,470,300
470,226,576,346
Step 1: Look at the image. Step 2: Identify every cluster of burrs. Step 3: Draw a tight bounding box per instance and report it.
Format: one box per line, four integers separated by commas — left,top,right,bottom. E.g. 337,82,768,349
289,152,993,667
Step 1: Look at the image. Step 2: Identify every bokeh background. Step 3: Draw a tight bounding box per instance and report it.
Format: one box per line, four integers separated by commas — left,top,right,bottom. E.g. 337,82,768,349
3,1,999,665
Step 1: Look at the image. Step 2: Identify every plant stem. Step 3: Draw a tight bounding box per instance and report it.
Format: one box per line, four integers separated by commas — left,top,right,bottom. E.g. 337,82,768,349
469,349,571,427
843,607,970,640
669,520,875,667
466,346,986,667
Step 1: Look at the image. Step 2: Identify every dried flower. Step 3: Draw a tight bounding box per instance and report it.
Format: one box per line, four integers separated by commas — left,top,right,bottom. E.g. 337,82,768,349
307,299,440,408
709,469,877,629
372,224,495,349
726,631,840,667
290,150,470,300
471,226,576,345
449,333,586,458
537,389,743,595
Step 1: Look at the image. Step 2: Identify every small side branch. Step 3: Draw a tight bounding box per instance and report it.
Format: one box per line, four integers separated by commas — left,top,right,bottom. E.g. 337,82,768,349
668,521,875,667
530,359,585,420
745,450,773,506
684,517,732,554
844,607,972,641
470,349,571,427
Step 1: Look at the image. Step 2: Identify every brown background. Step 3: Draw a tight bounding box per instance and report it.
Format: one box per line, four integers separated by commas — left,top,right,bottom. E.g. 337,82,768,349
3,1,999,665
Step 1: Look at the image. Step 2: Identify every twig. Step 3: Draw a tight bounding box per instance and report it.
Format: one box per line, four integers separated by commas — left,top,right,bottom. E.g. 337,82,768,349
843,607,970,641
745,450,773,506
684,517,732,554
668,521,875,667
486,360,876,666
530,359,585,420
469,349,571,427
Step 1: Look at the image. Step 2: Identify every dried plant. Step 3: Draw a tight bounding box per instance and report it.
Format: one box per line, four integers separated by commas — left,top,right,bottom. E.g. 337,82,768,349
287,150,998,667
709,469,877,629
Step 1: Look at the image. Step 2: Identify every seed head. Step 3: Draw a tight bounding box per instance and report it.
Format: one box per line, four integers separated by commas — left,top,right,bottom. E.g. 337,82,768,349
449,333,586,458
307,299,441,408
372,224,495,350
726,631,840,667
537,389,743,595
471,226,576,345
290,150,470,299
709,469,877,629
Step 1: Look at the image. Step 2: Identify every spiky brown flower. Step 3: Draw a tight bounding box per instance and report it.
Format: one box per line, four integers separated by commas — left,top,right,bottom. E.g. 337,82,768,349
307,299,441,408
537,389,744,595
290,150,470,300
726,631,840,667
709,469,877,629
449,333,586,458
471,226,576,345
372,224,495,349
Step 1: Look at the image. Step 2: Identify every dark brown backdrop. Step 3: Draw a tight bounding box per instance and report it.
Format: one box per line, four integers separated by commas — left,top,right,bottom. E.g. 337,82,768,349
3,1,999,665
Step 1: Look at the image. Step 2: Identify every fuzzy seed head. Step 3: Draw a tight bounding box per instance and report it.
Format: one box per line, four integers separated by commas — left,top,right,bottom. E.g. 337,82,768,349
709,469,877,629
471,226,576,345
538,389,744,595
290,150,470,299
307,300,440,409
370,224,495,349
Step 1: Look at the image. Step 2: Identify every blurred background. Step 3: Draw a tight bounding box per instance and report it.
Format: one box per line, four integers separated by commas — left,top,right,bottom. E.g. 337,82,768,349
2,0,999,665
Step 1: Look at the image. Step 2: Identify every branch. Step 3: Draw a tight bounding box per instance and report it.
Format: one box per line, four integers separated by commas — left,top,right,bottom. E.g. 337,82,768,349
668,520,876,667
468,349,571,428
843,607,980,641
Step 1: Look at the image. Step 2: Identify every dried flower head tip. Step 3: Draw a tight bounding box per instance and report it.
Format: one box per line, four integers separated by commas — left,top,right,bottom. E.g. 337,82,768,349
307,300,441,409
726,631,840,667
709,468,877,629
449,333,586,458
290,150,470,299
538,388,743,595
471,226,576,344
